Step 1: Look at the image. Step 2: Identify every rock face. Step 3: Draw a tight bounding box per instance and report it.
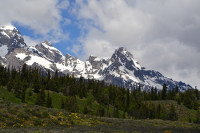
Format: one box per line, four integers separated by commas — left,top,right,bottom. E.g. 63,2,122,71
35,41,65,64
0,25,26,56
0,25,193,92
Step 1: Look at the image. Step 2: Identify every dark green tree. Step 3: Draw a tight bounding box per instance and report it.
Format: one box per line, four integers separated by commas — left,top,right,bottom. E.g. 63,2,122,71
49,79,58,92
113,107,119,118
161,83,167,100
97,105,105,117
83,104,89,114
21,80,28,103
168,104,178,121
155,104,161,119
196,107,200,124
35,87,46,106
61,98,65,109
65,96,78,113
32,69,40,93
148,103,155,119
13,75,22,98
7,80,13,92
46,92,53,108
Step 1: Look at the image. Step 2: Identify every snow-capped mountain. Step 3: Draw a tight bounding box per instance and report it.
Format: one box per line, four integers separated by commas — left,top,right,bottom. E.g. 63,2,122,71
0,25,26,56
0,25,193,91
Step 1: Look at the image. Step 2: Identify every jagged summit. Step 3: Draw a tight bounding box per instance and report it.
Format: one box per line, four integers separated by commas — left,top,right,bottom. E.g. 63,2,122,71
111,47,143,70
0,25,26,56
41,40,52,46
0,26,193,91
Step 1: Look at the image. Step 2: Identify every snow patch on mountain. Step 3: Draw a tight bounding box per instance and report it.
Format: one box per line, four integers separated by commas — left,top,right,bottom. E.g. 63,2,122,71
55,63,69,71
25,55,52,70
16,53,27,60
1,31,10,38
74,59,86,71
85,61,93,71
119,66,140,83
93,73,104,80
41,42,58,51
143,76,162,89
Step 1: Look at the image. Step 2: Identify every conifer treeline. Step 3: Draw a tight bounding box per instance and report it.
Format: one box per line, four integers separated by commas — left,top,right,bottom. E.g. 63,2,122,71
0,63,200,122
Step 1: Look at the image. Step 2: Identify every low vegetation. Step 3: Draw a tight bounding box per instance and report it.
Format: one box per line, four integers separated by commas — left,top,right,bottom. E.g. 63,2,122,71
0,100,200,133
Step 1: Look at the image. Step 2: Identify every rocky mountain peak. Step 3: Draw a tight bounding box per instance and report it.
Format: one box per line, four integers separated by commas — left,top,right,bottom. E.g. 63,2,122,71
0,26,193,92
0,25,17,31
111,47,143,70
0,25,21,38
0,25,26,56
42,40,52,46
34,41,64,64
112,47,134,60
88,55,102,62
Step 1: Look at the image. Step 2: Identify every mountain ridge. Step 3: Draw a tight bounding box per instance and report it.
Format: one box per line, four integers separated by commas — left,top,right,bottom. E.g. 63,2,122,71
0,25,193,91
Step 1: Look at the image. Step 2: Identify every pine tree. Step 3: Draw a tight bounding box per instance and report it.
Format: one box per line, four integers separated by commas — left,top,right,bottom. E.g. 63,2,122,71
148,103,155,119
194,88,200,100
196,107,200,124
168,104,178,121
46,92,53,108
21,63,28,81
161,83,167,100
183,91,192,109
40,87,46,105
151,87,154,100
126,88,130,110
35,94,42,106
35,87,46,106
83,104,88,114
61,98,65,109
86,94,94,109
2,67,8,86
7,80,13,92
113,106,119,118
49,79,58,92
21,80,28,103
13,76,22,98
53,70,59,92
175,86,179,93
47,69,51,81
155,104,161,119
32,69,40,93
65,96,78,113
97,105,105,117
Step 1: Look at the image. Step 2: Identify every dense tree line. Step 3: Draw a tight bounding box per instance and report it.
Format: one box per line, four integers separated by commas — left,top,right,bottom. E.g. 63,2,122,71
0,63,200,122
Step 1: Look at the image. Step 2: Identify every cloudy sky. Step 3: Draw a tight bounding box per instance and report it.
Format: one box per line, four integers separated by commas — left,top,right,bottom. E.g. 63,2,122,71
1,0,200,89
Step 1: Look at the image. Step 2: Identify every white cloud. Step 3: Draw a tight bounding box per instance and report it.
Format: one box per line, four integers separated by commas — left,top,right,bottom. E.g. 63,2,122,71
138,39,200,86
57,0,69,10
63,18,71,25
23,35,41,46
73,0,200,88
66,44,82,58
0,0,69,43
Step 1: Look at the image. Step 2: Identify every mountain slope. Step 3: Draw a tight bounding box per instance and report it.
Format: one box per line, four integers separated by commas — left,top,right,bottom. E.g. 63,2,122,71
0,25,193,91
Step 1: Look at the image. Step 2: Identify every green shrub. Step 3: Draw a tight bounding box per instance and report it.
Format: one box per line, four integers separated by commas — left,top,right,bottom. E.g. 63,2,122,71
33,118,42,126
0,115,5,122
7,108,17,115
42,111,49,118
17,113,30,119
